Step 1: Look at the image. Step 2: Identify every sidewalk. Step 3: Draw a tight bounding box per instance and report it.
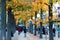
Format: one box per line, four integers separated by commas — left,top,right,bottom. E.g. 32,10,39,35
12,31,60,40
12,31,40,40
11,31,31,40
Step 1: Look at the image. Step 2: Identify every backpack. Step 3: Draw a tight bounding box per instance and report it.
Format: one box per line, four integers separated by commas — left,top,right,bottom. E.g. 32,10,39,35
17,26,21,32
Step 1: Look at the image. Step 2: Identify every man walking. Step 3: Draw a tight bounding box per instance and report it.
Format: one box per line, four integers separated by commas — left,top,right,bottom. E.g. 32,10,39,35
23,26,27,37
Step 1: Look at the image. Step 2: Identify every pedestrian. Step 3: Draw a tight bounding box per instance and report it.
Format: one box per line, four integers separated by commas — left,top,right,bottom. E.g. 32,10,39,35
53,28,56,37
45,27,48,35
17,26,21,35
42,27,45,35
38,27,40,34
11,31,13,37
23,26,27,37
58,25,60,38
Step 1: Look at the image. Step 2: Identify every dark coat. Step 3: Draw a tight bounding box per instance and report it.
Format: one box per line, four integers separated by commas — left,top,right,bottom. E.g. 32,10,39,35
23,26,26,33
42,27,45,34
53,28,56,33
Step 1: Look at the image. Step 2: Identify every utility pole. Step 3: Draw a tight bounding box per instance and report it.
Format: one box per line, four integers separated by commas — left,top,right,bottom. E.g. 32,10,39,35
49,0,53,40
0,0,6,40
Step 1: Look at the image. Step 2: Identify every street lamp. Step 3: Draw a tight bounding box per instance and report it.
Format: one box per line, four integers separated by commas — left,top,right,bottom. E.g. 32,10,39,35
37,14,40,18
33,16,35,19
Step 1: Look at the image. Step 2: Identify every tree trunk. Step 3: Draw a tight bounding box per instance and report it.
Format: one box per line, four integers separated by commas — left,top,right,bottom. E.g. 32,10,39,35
1,0,6,40
39,9,43,38
49,4,53,40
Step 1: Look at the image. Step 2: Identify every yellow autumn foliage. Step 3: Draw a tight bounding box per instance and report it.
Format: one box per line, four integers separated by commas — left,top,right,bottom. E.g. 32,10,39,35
6,0,60,25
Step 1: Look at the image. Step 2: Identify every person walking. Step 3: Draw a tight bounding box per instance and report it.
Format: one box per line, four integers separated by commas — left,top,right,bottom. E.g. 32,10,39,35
23,26,27,37
42,27,45,35
45,27,48,35
53,28,56,37
17,26,21,35
58,25,60,38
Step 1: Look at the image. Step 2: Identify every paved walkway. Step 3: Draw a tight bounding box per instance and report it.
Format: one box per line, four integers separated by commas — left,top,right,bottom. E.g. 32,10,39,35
12,31,60,40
